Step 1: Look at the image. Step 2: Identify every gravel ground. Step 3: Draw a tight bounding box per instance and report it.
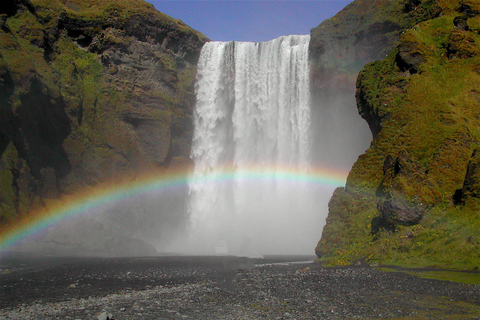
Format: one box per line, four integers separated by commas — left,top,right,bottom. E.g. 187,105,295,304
1,255,480,319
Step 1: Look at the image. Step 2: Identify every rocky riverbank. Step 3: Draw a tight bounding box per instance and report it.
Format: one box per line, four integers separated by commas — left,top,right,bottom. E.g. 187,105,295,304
1,255,480,319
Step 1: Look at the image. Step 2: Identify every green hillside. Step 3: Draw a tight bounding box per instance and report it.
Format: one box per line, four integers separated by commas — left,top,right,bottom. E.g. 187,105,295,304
316,0,480,270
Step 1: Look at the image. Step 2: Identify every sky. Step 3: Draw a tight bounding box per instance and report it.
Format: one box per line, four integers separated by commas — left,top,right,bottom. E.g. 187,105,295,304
146,0,353,42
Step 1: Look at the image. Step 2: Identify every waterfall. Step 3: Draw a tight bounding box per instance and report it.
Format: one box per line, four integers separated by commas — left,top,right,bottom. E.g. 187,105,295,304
185,35,329,255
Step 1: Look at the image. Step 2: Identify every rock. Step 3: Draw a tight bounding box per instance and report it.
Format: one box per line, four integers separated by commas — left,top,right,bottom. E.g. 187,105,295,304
0,0,206,254
447,29,477,59
378,198,425,228
403,0,421,13
376,150,437,210
97,311,113,320
453,16,469,30
321,0,480,265
309,0,405,169
0,0,36,17
395,40,424,74
0,14,7,30
455,149,480,203
316,188,377,259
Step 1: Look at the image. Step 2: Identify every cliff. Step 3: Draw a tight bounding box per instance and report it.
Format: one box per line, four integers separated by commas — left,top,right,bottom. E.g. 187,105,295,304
308,0,434,169
316,0,480,269
0,0,207,254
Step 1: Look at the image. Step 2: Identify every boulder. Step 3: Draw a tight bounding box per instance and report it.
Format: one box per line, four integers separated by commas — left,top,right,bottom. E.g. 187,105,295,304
395,40,424,74
377,198,426,229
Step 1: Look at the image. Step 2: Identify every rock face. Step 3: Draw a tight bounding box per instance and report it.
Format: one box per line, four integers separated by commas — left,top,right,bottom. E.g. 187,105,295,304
308,0,425,170
0,0,207,254
316,0,480,269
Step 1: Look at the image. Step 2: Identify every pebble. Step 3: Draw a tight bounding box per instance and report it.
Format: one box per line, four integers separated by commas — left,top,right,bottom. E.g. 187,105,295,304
1,258,480,319
97,311,112,320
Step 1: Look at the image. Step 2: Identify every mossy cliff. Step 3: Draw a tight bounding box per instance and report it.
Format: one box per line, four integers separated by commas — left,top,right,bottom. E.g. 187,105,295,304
308,0,439,168
0,0,207,253
316,0,480,269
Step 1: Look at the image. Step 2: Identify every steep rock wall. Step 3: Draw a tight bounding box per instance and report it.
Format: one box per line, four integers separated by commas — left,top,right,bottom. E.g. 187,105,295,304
0,0,207,254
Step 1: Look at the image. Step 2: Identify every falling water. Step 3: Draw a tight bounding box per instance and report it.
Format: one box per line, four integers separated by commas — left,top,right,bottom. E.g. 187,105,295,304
185,35,331,255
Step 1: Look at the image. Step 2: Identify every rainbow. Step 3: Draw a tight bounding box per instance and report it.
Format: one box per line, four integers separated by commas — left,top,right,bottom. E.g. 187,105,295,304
0,165,348,252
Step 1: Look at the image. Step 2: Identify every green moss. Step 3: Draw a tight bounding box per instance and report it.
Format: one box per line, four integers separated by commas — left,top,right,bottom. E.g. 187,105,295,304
379,267,480,285
154,52,177,75
51,34,103,124
0,143,19,221
413,270,480,285
31,0,208,42
0,0,206,228
6,10,44,45
410,297,480,319
316,188,379,266
469,16,480,33
0,36,42,85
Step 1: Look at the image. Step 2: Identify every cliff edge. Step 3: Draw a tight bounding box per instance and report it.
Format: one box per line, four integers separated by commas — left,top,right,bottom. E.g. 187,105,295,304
316,0,480,269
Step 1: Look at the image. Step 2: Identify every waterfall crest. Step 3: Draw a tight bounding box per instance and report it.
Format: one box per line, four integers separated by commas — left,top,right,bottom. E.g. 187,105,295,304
186,35,328,255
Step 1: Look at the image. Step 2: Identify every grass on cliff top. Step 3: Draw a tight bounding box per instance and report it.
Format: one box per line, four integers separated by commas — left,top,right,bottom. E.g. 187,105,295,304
31,0,208,41
313,0,454,41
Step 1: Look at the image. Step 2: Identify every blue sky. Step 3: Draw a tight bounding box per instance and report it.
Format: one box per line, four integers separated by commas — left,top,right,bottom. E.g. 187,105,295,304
146,1,353,42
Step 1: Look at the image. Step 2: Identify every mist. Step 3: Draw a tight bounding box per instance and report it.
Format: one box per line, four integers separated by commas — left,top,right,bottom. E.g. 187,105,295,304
164,35,371,256
311,82,372,171
6,34,371,258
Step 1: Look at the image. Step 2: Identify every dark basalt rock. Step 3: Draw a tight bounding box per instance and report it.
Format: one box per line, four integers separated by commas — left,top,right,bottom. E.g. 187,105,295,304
458,2,480,17
403,0,421,14
16,77,72,180
377,150,434,202
1,0,35,17
455,149,480,203
447,30,477,59
377,198,426,229
395,40,424,74
354,21,402,61
453,15,469,31
355,76,384,138
374,151,429,230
